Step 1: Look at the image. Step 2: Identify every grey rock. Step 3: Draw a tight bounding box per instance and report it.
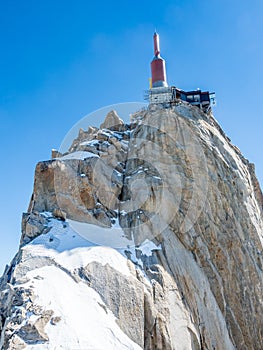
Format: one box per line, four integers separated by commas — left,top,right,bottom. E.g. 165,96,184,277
1,105,263,349
100,110,124,130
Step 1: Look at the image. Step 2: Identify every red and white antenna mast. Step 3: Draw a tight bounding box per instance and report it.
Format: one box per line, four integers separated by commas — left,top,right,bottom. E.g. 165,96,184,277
150,32,168,88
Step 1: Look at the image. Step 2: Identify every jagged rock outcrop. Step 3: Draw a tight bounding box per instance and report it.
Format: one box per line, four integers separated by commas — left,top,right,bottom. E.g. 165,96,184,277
1,104,263,349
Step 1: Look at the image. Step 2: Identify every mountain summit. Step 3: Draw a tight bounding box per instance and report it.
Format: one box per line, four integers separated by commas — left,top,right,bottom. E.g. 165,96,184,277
1,103,263,349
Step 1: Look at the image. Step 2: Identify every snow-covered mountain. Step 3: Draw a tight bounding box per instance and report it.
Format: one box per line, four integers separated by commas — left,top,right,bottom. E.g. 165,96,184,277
1,104,263,349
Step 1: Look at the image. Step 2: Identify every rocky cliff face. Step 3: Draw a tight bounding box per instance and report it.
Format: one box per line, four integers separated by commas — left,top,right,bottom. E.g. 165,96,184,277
1,104,263,350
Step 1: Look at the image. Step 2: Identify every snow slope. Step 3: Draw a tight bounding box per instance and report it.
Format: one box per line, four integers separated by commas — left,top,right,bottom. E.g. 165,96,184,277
7,215,144,349
19,266,141,350
10,213,159,349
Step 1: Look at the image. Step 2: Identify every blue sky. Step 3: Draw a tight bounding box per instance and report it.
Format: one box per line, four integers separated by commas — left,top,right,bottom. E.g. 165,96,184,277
0,0,263,273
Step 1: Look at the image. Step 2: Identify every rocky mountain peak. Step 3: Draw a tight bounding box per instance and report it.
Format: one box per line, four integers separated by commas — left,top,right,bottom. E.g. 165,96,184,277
1,103,263,349
99,110,124,130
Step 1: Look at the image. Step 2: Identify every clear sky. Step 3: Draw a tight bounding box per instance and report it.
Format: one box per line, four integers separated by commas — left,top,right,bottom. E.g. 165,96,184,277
0,0,263,274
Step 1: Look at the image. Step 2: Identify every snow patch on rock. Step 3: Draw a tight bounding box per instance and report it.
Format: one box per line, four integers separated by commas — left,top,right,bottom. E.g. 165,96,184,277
58,151,99,160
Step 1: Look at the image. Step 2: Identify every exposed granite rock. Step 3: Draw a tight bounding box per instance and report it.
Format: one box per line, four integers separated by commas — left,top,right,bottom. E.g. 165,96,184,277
249,162,263,213
5,335,26,350
76,261,145,347
20,212,49,245
16,309,53,344
51,149,62,159
100,110,124,130
0,283,53,349
1,105,263,349
121,106,263,349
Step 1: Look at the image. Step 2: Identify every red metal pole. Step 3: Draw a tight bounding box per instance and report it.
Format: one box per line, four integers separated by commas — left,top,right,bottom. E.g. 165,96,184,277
151,32,168,87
